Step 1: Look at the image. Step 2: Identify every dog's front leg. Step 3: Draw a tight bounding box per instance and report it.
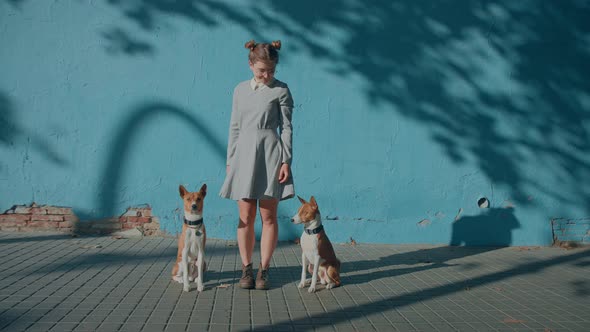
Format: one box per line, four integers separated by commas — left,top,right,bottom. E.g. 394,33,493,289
298,252,307,289
196,247,204,292
182,231,191,292
173,262,183,283
309,255,321,293
182,247,190,292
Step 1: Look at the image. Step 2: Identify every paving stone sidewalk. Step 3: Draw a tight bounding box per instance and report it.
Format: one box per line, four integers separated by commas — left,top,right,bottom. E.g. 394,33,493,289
0,232,589,331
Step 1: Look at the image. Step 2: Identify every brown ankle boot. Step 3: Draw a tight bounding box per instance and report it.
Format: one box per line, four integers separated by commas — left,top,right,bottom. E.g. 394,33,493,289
255,264,270,290
239,263,255,289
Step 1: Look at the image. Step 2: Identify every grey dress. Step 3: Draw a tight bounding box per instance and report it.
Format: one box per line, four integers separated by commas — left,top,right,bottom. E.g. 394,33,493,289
219,78,295,201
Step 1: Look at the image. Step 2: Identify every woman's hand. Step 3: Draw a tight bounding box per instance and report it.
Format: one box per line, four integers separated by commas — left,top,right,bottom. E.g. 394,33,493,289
278,163,290,183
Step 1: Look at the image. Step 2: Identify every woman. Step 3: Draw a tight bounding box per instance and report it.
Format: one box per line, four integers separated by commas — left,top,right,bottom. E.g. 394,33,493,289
220,40,294,290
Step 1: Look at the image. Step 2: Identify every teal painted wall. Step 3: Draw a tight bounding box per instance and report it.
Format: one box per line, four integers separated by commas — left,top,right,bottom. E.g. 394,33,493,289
1,0,589,246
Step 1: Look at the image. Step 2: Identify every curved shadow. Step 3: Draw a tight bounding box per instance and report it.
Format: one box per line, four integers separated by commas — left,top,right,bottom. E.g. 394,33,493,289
94,101,299,240
96,101,225,218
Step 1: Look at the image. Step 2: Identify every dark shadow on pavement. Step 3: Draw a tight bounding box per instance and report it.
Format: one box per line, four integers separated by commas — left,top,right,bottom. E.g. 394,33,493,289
254,247,590,331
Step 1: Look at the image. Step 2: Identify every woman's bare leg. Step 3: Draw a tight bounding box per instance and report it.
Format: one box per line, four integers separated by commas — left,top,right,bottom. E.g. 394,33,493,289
259,198,279,269
237,199,257,266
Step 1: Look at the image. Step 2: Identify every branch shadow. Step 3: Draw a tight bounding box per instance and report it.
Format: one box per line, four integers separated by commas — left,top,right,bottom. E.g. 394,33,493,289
4,1,590,216
254,247,590,331
0,91,68,169
98,0,590,215
6,0,587,225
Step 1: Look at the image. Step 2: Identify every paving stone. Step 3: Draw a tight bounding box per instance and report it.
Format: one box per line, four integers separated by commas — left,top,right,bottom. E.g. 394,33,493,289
0,234,589,332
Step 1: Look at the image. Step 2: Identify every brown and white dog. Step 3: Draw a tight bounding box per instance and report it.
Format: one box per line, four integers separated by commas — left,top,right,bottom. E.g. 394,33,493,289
172,184,207,292
292,196,341,292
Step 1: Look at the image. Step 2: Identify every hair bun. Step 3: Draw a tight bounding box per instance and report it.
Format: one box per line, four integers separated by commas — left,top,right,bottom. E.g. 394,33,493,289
271,40,281,50
244,40,257,50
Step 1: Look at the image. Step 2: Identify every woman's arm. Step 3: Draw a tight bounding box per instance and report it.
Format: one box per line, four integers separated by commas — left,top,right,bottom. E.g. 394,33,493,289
226,87,240,167
278,86,294,165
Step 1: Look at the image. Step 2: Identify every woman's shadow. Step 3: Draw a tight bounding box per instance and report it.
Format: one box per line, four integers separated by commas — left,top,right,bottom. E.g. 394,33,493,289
340,207,521,286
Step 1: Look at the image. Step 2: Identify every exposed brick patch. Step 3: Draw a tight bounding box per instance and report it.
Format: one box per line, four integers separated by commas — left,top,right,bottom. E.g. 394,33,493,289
75,205,161,236
0,203,76,233
1,203,162,236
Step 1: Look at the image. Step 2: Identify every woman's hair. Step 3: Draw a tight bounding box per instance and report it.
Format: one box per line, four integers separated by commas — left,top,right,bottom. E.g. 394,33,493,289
245,40,281,65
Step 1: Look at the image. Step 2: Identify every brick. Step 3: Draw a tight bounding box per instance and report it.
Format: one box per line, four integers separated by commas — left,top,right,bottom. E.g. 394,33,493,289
31,215,64,222
0,221,27,227
142,223,160,230
121,223,137,230
27,221,60,228
45,206,74,215
121,206,152,217
30,207,47,215
64,215,79,222
0,227,20,232
59,220,77,228
126,217,151,223
0,214,31,222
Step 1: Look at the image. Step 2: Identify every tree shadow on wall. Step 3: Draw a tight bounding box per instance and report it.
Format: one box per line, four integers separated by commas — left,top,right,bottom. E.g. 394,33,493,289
0,91,68,169
90,0,590,215
4,0,589,221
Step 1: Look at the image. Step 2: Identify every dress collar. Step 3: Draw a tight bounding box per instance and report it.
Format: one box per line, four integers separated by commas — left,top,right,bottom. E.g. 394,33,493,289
250,77,275,91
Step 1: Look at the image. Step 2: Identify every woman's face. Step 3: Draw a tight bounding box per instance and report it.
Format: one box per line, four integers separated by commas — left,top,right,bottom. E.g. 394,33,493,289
249,60,276,84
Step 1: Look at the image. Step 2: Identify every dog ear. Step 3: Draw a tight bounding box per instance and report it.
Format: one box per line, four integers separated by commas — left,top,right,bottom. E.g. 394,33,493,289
179,185,187,198
200,184,207,197
310,196,318,209
297,195,307,204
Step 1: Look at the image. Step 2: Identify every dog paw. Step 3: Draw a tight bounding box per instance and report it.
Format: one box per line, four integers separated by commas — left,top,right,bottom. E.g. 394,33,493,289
308,286,316,293
298,281,305,289
172,276,183,283
320,279,327,285
326,283,334,289
183,285,190,292
197,285,204,292
189,276,195,282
